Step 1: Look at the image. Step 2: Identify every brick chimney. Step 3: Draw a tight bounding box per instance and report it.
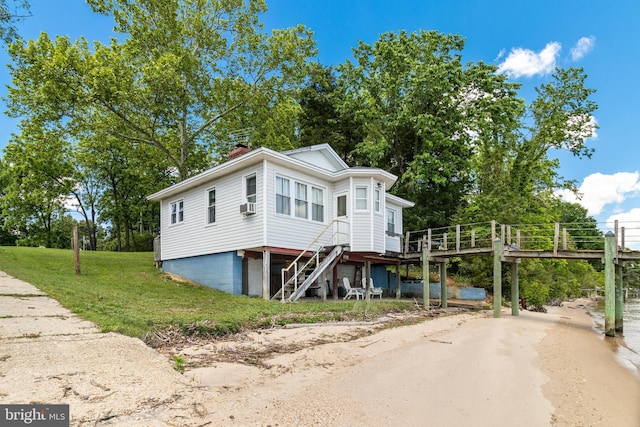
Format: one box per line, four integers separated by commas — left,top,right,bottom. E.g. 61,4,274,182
228,143,250,160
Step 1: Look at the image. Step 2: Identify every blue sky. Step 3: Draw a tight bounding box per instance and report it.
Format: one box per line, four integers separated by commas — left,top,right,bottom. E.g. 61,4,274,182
1,0,639,243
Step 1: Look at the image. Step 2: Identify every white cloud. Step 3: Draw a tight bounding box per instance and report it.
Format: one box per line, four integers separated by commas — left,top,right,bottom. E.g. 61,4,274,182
559,172,640,216
606,209,640,249
570,36,595,61
496,42,561,78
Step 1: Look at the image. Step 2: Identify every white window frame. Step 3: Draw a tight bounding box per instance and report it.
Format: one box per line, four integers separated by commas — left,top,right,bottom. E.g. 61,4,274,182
355,186,368,211
336,193,347,218
374,187,381,213
206,187,216,225
387,209,396,234
311,187,324,222
295,182,308,219
276,176,291,215
245,174,257,204
170,200,184,225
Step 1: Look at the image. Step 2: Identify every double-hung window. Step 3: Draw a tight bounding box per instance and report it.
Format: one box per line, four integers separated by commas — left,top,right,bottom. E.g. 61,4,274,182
170,200,184,224
312,187,324,222
336,194,347,217
355,186,368,211
276,176,291,215
295,182,308,218
387,209,396,234
207,189,216,224
374,188,381,213
245,174,256,203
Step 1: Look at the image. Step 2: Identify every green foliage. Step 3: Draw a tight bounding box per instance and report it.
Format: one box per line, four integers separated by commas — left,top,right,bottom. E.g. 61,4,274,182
335,30,481,229
172,354,185,374
7,0,316,180
522,281,549,311
0,0,30,45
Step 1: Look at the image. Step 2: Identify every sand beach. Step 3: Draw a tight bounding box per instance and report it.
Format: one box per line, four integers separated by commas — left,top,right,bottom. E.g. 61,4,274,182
0,270,639,426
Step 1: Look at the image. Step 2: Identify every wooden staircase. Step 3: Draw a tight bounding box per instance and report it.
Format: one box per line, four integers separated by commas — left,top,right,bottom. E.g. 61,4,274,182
272,245,344,302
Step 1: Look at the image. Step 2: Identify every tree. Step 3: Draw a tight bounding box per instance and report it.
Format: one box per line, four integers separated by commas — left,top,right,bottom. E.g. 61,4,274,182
297,63,364,161
6,0,315,180
335,30,517,229
0,134,72,248
0,0,29,45
454,67,598,296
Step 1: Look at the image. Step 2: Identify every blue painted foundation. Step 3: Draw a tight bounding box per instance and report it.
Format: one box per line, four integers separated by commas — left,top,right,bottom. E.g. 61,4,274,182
162,251,243,295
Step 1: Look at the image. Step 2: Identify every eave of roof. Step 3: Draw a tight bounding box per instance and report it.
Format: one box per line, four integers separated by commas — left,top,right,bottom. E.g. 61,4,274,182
147,145,403,202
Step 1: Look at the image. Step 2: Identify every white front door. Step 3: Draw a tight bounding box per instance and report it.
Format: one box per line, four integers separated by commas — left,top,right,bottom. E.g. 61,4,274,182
334,192,349,245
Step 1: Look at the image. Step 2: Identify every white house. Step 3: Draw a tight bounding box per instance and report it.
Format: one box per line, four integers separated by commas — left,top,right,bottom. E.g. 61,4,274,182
147,143,414,300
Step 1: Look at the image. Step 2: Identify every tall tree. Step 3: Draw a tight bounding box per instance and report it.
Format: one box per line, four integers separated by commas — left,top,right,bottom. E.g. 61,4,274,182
0,132,72,247
6,0,315,180
458,67,598,227
336,30,521,229
297,63,364,161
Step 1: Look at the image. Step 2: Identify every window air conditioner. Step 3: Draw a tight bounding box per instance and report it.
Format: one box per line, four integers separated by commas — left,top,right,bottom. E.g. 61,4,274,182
240,202,256,215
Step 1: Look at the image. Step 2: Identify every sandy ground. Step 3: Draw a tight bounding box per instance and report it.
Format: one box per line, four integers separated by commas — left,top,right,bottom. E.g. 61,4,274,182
1,270,639,426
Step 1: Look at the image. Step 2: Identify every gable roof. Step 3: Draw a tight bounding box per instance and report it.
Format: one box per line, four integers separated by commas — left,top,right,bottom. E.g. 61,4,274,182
147,144,407,203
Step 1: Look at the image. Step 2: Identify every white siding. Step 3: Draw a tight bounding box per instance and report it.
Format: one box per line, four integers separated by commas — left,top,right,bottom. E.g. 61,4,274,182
350,178,372,252
264,164,334,250
385,200,405,253
286,150,341,172
160,165,265,260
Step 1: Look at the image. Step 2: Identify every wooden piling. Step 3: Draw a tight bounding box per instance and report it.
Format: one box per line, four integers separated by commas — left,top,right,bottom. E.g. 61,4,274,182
423,244,430,310
615,264,623,333
511,262,519,316
604,231,616,336
493,238,502,318
440,262,448,308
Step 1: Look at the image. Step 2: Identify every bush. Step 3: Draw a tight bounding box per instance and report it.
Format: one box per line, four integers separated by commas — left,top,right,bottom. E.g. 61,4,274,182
522,281,549,311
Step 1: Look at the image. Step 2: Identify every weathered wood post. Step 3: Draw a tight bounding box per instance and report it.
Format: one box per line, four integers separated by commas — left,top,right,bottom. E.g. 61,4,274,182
615,264,623,333
440,261,448,308
395,263,401,299
365,261,371,302
263,249,271,301
423,241,430,310
511,261,519,316
604,231,616,336
73,226,81,275
493,237,502,318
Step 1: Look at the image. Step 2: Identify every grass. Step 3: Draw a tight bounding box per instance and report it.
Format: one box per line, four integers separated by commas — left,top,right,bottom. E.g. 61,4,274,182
0,247,418,339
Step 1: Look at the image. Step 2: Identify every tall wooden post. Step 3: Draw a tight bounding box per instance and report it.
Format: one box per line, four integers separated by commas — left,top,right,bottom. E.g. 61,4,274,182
604,231,616,336
493,238,502,318
422,245,430,310
365,261,371,302
395,263,401,299
262,249,271,300
511,261,519,316
440,262,448,308
615,264,623,333
73,226,81,275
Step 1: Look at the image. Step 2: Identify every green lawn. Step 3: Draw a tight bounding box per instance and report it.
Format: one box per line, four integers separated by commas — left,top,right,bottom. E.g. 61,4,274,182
0,247,416,339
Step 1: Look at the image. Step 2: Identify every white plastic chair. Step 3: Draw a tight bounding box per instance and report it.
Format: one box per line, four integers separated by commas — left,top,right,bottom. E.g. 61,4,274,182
361,277,383,299
343,277,364,300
